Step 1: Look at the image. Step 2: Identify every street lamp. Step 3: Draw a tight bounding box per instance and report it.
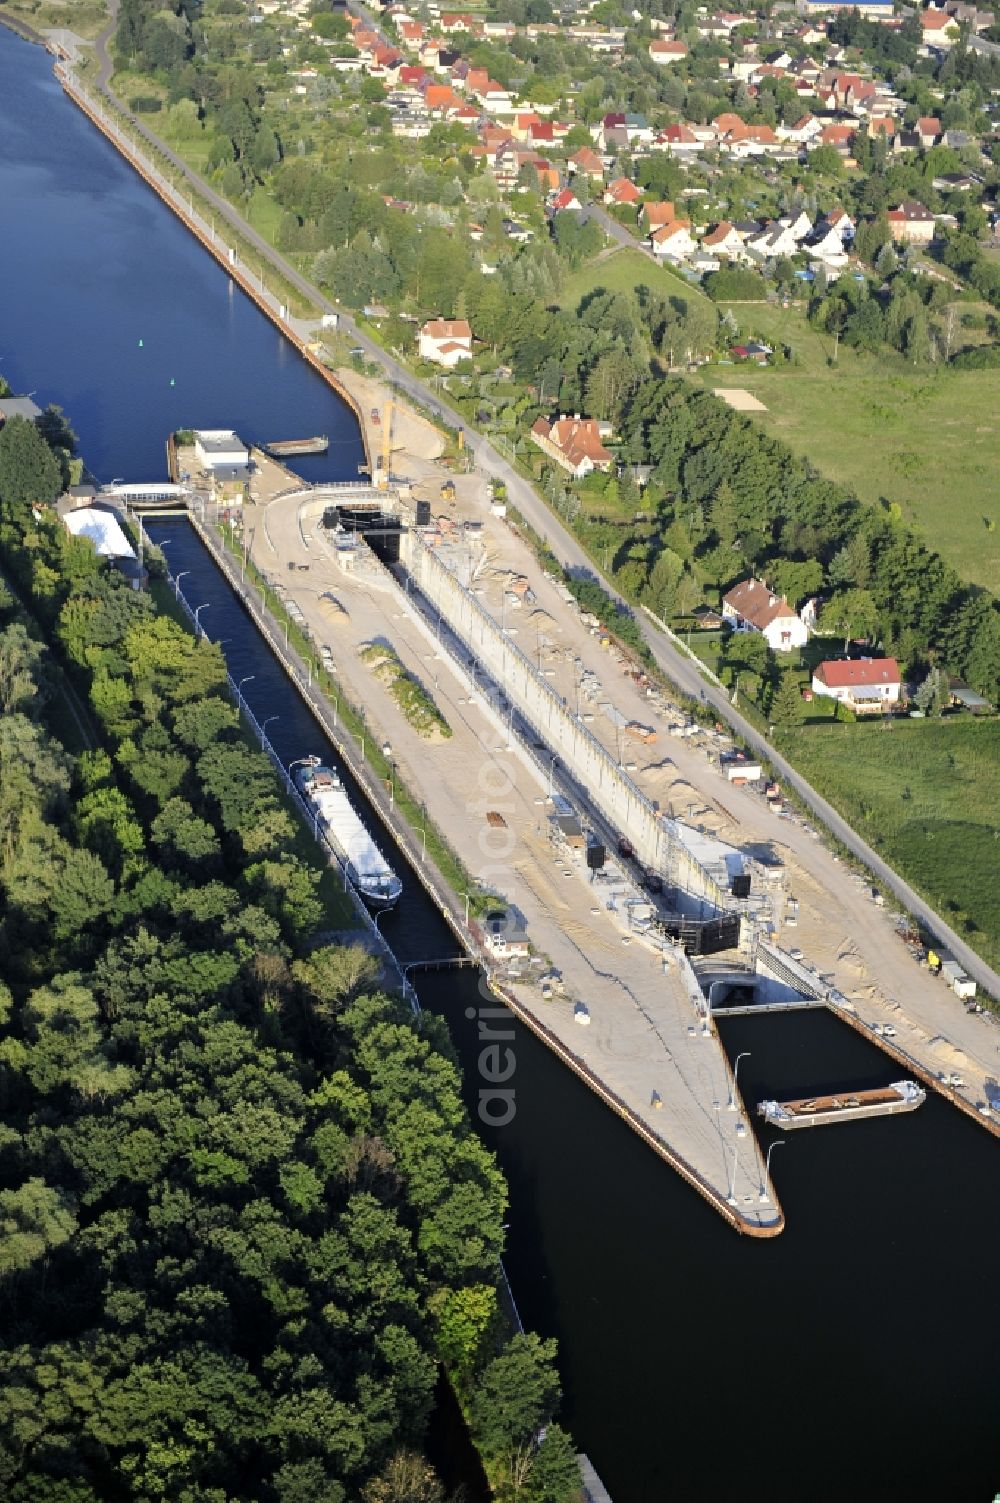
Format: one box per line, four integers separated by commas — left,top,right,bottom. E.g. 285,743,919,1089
728,1051,751,1111
174,568,191,601
727,1136,740,1208
547,753,557,799
194,602,211,636
460,890,471,925
237,674,255,709
760,1139,785,1203
261,714,279,748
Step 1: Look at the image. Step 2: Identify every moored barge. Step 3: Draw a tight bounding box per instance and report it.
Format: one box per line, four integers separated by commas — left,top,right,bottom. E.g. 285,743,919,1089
757,1080,925,1129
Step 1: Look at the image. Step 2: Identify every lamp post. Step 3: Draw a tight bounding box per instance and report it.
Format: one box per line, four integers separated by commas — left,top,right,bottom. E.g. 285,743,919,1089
727,1136,739,1208
728,1051,751,1111
261,714,279,749
194,602,211,637
237,674,254,710
460,890,471,926
760,1139,785,1203
547,754,557,799
173,568,190,601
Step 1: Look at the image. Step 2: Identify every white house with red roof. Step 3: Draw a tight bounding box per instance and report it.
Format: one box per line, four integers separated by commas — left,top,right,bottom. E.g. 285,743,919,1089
653,124,704,156
418,318,473,368
530,416,613,478
604,177,641,206
650,220,696,260
722,579,810,652
921,7,959,45
702,221,749,260
811,658,901,712
570,147,605,182
550,187,582,212
649,39,689,62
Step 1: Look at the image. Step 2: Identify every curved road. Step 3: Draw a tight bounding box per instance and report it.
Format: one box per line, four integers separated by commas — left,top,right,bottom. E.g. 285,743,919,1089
82,14,998,1001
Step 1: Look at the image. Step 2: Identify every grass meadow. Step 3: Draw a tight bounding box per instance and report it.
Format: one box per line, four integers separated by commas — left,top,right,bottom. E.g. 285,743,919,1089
778,715,1000,970
706,301,1000,591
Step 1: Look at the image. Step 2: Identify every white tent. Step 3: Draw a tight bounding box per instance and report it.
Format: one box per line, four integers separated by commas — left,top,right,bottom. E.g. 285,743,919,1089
64,507,136,560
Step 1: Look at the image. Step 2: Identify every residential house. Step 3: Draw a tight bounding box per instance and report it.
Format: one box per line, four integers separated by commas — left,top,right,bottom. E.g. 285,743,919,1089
887,200,936,243
654,124,704,156
570,147,606,182
649,39,689,63
811,657,901,712
783,209,814,242
418,318,473,367
722,578,810,652
916,115,942,148
604,176,641,206
702,221,748,259
807,222,850,267
824,206,856,241
640,200,676,232
650,220,696,260
530,416,613,478
921,7,959,46
816,123,856,156
550,186,582,212
779,114,822,144
746,220,801,260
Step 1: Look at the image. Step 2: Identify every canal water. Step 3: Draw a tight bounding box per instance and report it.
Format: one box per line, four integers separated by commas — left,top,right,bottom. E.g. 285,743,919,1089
4,28,1000,1502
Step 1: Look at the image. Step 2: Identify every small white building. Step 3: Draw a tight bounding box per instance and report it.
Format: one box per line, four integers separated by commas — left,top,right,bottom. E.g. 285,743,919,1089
650,221,697,260
811,657,901,712
418,318,473,368
722,578,810,653
194,429,250,472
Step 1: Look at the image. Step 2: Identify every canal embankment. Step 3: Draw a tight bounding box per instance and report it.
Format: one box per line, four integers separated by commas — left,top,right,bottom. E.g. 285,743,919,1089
55,65,374,474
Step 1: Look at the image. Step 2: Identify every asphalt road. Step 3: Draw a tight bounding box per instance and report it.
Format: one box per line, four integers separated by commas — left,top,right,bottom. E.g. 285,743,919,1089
82,12,999,1002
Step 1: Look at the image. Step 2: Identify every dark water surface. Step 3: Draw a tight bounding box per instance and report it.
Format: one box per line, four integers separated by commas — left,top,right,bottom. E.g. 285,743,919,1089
0,32,364,485
4,28,1000,1502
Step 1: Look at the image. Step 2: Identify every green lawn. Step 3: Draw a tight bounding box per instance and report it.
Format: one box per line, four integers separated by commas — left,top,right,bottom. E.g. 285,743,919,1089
705,301,1000,591
778,716,1000,971
559,246,707,310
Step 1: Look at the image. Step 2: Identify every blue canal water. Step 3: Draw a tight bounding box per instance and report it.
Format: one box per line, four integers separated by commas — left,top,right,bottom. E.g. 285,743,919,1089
0,33,364,486
4,27,1000,1502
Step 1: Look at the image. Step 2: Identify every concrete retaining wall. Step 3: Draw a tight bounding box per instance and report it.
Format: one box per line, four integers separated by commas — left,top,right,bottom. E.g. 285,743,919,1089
400,530,729,910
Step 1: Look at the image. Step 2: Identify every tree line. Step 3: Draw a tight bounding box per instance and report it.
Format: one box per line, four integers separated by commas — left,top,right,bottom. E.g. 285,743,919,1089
0,414,581,1503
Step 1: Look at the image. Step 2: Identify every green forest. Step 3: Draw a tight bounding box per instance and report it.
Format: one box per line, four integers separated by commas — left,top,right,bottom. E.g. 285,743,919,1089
0,413,581,1502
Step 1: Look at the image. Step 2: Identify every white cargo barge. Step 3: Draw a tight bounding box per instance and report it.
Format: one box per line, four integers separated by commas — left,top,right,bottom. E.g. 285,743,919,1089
757,1080,925,1130
294,755,402,910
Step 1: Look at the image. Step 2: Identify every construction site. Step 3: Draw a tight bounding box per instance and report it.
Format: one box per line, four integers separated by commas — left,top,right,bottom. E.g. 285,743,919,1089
130,382,1000,1232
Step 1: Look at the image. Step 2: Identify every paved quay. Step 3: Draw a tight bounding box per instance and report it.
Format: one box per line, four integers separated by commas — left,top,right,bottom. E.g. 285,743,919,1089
239,482,780,1232
233,460,1000,1138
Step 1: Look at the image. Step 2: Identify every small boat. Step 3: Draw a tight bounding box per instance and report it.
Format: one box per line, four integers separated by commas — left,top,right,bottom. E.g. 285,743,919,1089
294,755,402,910
265,435,329,456
757,1080,925,1130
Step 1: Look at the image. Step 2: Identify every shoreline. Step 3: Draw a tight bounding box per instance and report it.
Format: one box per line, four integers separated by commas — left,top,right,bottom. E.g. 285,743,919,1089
55,65,373,481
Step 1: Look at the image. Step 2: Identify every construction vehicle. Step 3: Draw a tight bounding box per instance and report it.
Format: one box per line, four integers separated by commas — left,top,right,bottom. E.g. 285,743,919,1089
440,480,456,502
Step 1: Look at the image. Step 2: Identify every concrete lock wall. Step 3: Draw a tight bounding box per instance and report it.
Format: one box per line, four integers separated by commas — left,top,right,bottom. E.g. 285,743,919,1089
401,531,729,911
